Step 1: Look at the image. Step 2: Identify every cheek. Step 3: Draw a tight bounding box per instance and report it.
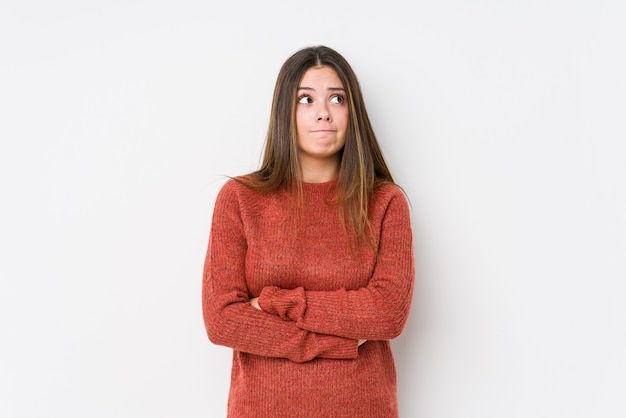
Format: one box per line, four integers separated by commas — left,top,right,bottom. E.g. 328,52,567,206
337,109,349,131
295,108,310,129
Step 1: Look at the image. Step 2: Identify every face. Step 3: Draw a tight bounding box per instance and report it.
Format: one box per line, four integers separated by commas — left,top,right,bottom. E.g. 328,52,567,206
295,66,349,169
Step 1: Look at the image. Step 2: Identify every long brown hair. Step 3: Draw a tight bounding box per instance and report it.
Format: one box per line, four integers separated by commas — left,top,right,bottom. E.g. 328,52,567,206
244,45,394,252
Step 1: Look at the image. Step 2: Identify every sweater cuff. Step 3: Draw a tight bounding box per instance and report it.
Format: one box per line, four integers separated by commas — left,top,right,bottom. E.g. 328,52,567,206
258,286,306,322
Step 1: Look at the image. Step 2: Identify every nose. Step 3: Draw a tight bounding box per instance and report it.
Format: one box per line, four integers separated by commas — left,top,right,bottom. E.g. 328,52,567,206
316,104,331,122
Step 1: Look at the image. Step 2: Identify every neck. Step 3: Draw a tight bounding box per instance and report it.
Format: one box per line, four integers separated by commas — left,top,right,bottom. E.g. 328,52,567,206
300,155,340,183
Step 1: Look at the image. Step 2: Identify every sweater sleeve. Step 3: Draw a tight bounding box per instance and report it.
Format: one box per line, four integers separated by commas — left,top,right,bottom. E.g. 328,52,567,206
257,189,415,341
202,180,359,363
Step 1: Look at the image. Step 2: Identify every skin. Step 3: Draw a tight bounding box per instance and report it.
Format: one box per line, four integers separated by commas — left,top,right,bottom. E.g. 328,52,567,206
294,65,349,183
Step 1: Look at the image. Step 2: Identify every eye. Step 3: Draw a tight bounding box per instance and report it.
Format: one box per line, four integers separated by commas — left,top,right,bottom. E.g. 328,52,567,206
298,94,313,104
330,94,345,104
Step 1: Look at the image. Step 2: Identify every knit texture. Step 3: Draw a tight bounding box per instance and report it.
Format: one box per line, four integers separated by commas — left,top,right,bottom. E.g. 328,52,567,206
202,177,414,417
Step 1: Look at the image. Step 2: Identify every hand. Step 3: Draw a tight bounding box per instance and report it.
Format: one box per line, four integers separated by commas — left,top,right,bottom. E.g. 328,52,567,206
358,339,367,346
249,297,261,310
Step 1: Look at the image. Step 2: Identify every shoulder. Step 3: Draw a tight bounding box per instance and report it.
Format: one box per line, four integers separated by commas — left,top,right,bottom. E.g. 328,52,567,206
215,175,284,210
372,182,410,207
217,175,261,198
369,183,413,240
213,176,252,208
369,182,412,223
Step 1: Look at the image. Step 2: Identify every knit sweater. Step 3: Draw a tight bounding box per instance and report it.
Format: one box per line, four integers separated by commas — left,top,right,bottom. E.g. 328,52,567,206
202,177,414,417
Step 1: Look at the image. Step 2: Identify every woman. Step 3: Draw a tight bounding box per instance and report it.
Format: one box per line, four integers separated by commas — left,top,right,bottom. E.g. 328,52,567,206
202,45,414,417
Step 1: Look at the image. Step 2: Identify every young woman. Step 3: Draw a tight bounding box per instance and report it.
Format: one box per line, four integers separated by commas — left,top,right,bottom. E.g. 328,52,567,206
202,45,415,417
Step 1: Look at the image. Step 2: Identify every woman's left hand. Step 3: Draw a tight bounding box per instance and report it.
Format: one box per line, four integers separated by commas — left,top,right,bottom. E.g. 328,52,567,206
249,297,261,310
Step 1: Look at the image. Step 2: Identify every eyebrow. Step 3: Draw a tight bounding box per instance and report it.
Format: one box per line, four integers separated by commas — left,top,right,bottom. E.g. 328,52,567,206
297,86,346,91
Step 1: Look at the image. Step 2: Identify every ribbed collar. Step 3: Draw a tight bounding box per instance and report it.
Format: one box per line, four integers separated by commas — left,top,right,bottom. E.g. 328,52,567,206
301,178,339,200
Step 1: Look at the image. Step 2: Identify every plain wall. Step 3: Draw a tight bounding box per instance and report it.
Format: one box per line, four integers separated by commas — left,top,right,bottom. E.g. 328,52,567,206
1,1,624,417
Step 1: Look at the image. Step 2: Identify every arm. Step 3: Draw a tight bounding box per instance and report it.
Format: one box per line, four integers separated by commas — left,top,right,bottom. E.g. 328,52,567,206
249,298,367,344
202,181,359,363
257,190,415,341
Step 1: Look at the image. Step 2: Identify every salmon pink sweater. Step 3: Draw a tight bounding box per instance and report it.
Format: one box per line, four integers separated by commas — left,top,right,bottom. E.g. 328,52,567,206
202,177,414,417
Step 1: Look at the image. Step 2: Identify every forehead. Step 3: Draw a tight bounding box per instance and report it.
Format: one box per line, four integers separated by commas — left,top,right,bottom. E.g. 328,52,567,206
299,65,344,88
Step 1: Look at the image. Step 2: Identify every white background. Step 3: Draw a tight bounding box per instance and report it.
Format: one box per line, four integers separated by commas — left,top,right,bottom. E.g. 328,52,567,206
1,1,625,417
